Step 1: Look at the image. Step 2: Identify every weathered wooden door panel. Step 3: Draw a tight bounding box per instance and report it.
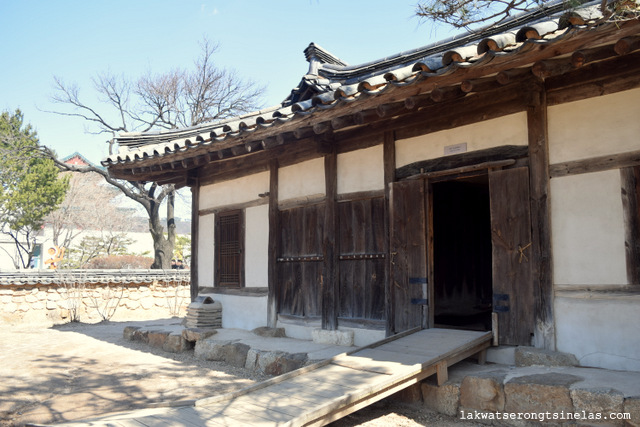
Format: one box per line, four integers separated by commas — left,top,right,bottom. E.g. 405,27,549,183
389,180,428,333
338,198,386,321
489,167,534,345
277,204,324,318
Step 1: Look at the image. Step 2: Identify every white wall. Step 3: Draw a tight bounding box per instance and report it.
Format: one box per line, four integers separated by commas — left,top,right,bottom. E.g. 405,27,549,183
395,112,528,168
337,145,384,194
555,296,640,371
244,204,269,287
548,88,640,164
278,158,325,201
550,170,627,286
212,293,268,330
198,214,215,286
199,171,269,210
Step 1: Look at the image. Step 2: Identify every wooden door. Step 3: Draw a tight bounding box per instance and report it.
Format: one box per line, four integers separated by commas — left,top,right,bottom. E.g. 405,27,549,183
389,180,428,334
277,204,324,318
489,167,534,345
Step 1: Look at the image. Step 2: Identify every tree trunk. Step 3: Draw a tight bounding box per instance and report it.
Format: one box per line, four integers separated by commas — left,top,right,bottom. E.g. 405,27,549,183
149,189,176,269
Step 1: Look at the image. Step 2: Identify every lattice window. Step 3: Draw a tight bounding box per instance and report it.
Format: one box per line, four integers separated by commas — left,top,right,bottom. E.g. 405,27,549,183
215,210,244,287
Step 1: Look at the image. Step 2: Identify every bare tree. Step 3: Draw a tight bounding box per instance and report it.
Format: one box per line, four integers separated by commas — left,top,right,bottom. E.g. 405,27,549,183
415,0,636,30
44,39,265,268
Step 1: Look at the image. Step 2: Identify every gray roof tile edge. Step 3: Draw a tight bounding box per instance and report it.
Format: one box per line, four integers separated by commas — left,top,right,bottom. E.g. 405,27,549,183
0,270,190,286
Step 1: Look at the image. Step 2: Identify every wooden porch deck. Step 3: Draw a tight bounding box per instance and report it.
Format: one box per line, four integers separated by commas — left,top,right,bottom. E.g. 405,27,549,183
57,328,492,427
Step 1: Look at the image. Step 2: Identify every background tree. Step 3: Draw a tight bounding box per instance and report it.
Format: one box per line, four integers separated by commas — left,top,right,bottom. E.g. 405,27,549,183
0,110,69,268
46,169,132,250
44,39,265,268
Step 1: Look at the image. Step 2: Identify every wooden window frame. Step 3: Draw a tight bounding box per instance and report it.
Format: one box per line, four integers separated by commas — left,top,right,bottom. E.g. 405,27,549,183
214,209,245,288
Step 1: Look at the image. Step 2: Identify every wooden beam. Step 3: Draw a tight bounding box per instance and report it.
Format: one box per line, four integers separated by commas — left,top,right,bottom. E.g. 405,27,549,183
460,76,501,93
331,115,355,130
549,149,640,177
621,166,640,285
496,67,532,85
571,45,617,68
190,178,200,302
376,102,406,118
397,145,529,180
198,197,268,216
430,85,465,102
527,82,555,350
322,148,338,330
405,159,516,181
615,35,640,55
383,130,395,337
532,57,575,79
546,51,640,105
267,159,279,328
313,122,331,135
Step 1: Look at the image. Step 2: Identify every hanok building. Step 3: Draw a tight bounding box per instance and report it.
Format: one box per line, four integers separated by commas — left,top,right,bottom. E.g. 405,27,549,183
103,2,640,372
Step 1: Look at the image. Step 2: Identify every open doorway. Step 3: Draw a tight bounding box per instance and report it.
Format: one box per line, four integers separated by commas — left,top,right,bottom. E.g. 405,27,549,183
432,175,492,331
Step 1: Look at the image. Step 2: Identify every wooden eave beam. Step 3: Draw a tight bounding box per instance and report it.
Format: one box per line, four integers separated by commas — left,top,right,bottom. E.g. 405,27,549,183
107,21,640,182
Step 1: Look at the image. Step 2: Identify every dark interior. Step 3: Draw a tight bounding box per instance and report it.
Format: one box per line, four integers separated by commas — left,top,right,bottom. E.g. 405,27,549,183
432,175,493,331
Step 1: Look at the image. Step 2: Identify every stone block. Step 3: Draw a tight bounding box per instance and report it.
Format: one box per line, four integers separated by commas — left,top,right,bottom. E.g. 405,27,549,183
245,348,260,371
132,328,149,343
223,342,250,368
504,373,582,415
123,326,141,341
623,396,640,427
251,350,306,375
148,330,171,348
194,339,232,361
25,294,38,303
163,333,188,353
252,327,286,338
515,346,579,367
421,380,460,417
571,388,624,426
4,303,17,313
31,301,45,310
182,328,218,342
312,328,354,346
460,371,506,412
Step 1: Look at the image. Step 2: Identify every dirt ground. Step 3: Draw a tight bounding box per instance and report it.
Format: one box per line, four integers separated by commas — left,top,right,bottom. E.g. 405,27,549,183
0,320,478,426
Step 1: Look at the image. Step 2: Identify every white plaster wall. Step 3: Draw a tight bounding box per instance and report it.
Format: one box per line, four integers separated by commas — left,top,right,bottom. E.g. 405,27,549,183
199,171,269,210
550,170,627,286
212,294,268,330
198,214,215,286
555,296,640,372
395,112,528,168
244,204,269,287
548,88,640,164
337,145,384,194
278,158,325,201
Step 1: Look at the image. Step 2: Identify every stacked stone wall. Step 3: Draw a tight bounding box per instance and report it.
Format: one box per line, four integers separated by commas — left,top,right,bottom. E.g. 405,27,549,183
0,271,190,324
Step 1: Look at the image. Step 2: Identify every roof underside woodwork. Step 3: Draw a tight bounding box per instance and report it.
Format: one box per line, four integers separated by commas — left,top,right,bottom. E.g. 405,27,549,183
103,6,640,187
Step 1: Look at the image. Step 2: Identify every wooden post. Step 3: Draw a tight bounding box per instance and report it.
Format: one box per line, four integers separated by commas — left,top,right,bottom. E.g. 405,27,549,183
267,160,279,328
383,131,395,337
527,81,555,350
621,166,640,285
190,180,200,302
323,145,338,330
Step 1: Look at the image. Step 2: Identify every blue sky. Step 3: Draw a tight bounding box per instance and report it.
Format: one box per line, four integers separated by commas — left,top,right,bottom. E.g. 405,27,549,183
0,1,459,164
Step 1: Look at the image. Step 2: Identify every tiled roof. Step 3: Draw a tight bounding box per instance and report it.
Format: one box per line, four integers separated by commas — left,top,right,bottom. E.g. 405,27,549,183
102,0,637,171
0,270,190,286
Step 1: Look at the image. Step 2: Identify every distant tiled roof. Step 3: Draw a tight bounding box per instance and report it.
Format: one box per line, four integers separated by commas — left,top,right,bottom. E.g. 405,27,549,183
0,270,190,286
102,0,638,174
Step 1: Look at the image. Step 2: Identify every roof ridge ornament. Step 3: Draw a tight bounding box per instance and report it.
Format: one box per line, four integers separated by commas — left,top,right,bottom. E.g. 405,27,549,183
304,43,348,75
